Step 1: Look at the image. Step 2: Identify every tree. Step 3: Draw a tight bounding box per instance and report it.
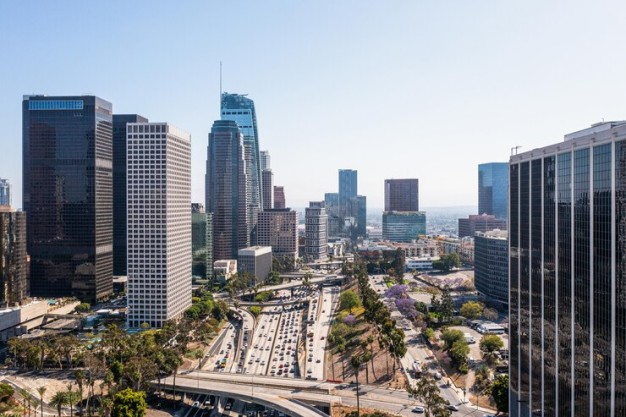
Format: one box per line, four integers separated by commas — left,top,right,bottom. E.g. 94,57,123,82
50,392,68,417
75,303,91,313
449,340,470,371
422,327,435,343
480,334,504,364
249,306,262,317
339,290,361,313
36,386,46,417
350,355,363,417
0,383,14,403
406,374,451,417
384,284,408,299
441,329,465,351
111,388,147,417
482,307,499,321
489,374,509,413
395,298,418,319
439,287,455,322
459,301,484,320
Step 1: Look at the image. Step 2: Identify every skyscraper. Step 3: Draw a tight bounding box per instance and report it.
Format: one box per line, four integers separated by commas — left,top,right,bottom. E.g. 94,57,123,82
257,208,297,270
206,120,249,260
127,122,191,328
305,201,328,262
0,206,28,307
509,121,626,417
339,169,357,218
385,179,419,212
260,150,271,171
23,95,113,303
473,229,508,307
274,186,285,209
221,93,262,240
262,169,273,210
192,203,213,281
457,214,506,238
112,114,148,277
0,179,10,207
478,162,508,220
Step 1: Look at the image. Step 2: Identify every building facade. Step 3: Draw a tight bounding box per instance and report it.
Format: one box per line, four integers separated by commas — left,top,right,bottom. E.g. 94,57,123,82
478,162,508,221
206,120,249,259
458,214,507,238
382,211,426,242
384,179,419,212
274,186,285,209
474,229,508,307
238,246,272,284
339,169,358,214
260,150,271,171
112,114,148,276
257,209,297,270
127,122,191,328
22,95,113,303
509,121,626,417
262,169,273,210
0,207,28,307
192,203,213,281
0,179,10,207
305,201,328,261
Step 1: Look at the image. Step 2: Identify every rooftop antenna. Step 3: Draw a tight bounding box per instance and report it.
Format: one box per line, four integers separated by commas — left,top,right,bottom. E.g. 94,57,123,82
511,146,522,156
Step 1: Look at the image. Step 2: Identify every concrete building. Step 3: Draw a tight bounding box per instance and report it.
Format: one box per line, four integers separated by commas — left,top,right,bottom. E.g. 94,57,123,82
0,206,28,306
509,121,626,417
0,179,10,207
406,257,438,270
382,211,426,242
206,120,249,259
262,169,273,210
305,201,328,262
473,229,508,307
257,209,298,270
238,246,272,284
273,186,285,209
384,179,419,212
192,203,213,281
457,214,506,238
127,122,191,328
113,114,149,277
213,259,237,284
478,162,508,221
23,95,113,303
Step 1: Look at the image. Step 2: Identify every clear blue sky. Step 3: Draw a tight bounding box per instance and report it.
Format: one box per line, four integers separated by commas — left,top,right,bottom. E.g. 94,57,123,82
2,1,626,210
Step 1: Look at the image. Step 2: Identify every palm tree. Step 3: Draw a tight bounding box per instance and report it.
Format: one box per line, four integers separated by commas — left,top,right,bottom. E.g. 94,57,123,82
67,383,75,417
36,386,46,417
350,355,363,417
75,370,85,415
50,391,67,417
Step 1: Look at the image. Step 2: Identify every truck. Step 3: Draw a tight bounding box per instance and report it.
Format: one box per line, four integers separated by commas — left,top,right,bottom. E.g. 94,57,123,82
412,360,422,376
464,333,476,344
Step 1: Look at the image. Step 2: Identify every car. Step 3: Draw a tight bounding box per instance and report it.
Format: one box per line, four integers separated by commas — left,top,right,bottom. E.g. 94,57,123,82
411,406,425,414
192,401,200,407
321,336,325,340
316,359,321,363
447,405,459,411
307,369,313,374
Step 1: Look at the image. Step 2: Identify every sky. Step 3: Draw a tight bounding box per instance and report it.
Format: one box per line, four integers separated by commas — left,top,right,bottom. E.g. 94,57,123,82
2,1,626,210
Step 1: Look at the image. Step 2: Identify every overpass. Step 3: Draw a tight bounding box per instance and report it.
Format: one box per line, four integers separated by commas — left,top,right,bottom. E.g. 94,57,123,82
214,276,345,300
158,371,423,417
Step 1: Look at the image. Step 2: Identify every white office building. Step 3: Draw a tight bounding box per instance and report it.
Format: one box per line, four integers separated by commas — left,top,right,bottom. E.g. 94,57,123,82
127,123,192,328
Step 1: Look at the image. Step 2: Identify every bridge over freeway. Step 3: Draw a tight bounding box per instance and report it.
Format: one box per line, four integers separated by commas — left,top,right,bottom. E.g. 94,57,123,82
158,371,420,417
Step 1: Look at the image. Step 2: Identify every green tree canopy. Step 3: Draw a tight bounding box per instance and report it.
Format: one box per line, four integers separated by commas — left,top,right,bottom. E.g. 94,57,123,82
339,290,361,313
111,388,147,417
459,301,484,320
441,329,465,351
480,334,504,353
75,303,91,313
249,306,262,317
490,374,509,413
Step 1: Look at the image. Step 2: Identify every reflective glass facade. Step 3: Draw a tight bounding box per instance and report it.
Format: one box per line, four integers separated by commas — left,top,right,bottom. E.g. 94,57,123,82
22,95,113,303
0,210,28,306
509,121,626,417
479,162,509,221
192,206,213,281
382,211,426,242
0,179,10,207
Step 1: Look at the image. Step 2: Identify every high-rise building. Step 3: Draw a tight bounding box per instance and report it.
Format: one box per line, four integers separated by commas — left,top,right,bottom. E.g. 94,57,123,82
305,201,328,262
509,121,626,417
457,214,506,238
260,150,271,171
127,122,191,328
206,120,249,259
113,114,148,277
0,179,10,207
384,179,419,212
0,206,28,307
357,195,367,238
221,93,263,238
339,169,357,218
238,246,272,285
192,203,213,281
382,211,426,242
478,162,508,220
257,208,297,270
274,186,285,209
324,192,342,238
473,229,508,307
262,169,273,210
23,95,113,303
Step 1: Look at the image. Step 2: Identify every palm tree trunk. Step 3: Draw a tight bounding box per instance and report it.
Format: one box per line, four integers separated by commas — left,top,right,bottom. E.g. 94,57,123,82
355,369,360,417
370,355,377,381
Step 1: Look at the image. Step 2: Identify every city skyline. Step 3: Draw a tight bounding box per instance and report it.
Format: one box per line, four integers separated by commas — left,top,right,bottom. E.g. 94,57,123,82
3,2,626,210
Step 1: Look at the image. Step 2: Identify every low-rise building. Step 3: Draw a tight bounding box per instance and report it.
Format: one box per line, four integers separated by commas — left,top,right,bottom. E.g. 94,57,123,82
457,214,506,238
213,260,237,284
238,246,272,284
406,256,439,270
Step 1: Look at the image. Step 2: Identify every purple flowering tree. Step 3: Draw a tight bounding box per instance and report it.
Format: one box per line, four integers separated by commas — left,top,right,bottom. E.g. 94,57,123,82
385,284,408,299
343,314,356,326
395,298,418,319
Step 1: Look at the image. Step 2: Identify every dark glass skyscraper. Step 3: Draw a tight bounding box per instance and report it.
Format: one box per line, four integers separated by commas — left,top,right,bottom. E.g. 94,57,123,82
385,179,419,211
112,114,148,276
0,207,28,306
339,169,357,217
206,120,249,260
0,179,10,207
23,95,113,302
221,93,262,241
478,162,508,220
509,121,626,417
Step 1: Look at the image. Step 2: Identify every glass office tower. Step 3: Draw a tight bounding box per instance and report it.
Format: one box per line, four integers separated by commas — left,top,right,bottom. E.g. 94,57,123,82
509,121,626,417
479,162,508,221
22,95,113,303
0,179,10,207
